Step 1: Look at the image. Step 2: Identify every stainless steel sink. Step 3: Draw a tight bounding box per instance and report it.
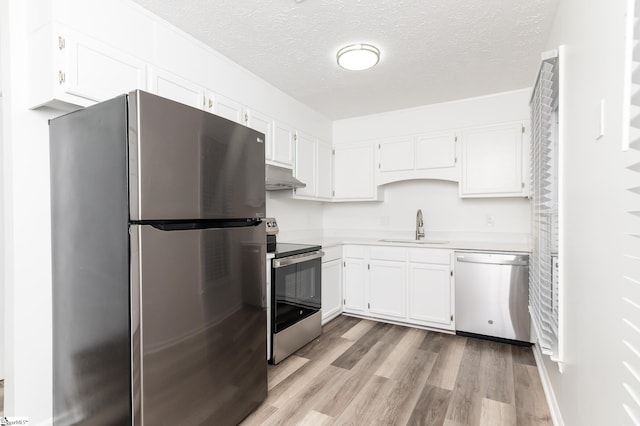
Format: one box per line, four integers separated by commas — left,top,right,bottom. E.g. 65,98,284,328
379,238,449,245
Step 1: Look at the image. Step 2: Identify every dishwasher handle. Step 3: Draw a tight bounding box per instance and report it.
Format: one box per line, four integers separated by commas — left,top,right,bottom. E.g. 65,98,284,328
456,254,528,267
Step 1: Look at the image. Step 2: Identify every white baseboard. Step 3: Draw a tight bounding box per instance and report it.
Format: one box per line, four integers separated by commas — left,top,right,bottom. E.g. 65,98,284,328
532,343,564,426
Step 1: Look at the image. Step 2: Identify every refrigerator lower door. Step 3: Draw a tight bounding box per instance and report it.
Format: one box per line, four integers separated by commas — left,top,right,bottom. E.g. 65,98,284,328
130,224,267,425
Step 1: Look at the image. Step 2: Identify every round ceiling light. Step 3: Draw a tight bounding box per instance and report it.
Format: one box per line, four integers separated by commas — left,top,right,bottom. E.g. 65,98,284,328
336,43,380,71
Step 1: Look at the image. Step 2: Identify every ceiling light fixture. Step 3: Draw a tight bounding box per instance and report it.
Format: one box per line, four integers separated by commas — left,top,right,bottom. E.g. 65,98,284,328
336,43,380,71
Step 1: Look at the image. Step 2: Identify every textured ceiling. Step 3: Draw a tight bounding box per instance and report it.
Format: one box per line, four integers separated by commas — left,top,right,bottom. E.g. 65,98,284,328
132,0,559,119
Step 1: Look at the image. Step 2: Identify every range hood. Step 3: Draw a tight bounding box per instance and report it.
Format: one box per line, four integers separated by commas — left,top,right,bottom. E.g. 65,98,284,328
265,164,306,191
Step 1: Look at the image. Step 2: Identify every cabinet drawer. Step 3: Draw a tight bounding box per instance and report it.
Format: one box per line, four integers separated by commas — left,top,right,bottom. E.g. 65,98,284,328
408,248,451,265
369,246,406,262
344,245,367,258
322,245,343,263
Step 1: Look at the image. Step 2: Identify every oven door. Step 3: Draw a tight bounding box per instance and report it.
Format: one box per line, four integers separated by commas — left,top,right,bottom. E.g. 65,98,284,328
272,251,323,333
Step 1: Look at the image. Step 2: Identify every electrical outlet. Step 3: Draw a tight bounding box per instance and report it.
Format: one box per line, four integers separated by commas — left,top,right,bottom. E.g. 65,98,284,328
486,215,495,227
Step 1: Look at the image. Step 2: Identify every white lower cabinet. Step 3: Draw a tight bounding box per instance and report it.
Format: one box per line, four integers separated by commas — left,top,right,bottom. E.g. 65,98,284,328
343,246,368,315
321,258,343,324
407,263,453,327
369,259,406,320
342,244,454,331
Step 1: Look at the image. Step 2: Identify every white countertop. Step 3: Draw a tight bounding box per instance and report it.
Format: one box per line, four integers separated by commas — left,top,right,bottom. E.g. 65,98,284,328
277,230,531,253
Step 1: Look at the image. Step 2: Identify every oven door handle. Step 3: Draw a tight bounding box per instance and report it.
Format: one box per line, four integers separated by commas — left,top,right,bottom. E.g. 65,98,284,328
273,250,325,268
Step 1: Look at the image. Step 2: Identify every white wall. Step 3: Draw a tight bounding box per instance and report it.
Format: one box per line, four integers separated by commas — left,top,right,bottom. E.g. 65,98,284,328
0,97,4,383
327,89,532,239
537,1,629,425
266,192,324,242
2,1,56,422
323,180,530,239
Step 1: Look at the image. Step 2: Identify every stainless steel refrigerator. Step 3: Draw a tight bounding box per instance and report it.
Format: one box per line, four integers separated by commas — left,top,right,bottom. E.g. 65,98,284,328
49,90,267,425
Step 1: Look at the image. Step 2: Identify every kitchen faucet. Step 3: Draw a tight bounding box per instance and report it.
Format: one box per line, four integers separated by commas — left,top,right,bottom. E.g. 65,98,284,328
416,209,425,240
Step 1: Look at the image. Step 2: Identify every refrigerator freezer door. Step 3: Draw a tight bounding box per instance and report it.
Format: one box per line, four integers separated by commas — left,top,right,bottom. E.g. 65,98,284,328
131,223,267,425
128,90,266,221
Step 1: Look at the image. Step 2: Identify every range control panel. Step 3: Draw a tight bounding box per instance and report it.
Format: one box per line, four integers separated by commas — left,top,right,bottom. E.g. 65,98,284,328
264,217,279,235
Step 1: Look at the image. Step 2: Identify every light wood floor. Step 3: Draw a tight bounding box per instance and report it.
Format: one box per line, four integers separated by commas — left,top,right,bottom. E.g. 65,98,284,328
242,315,552,426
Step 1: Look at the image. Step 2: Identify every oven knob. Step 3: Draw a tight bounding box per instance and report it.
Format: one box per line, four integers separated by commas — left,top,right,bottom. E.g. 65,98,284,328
300,310,303,315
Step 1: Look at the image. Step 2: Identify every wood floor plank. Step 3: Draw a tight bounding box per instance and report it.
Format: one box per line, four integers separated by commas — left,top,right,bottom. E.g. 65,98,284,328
315,340,397,417
262,365,347,426
482,340,515,405
479,398,517,426
406,384,452,426
239,403,278,426
511,345,536,366
297,410,334,426
426,335,467,391
323,315,362,338
376,348,438,425
332,375,393,425
445,338,484,425
420,330,448,353
266,337,354,408
340,318,377,341
268,355,309,391
513,363,553,426
374,327,426,379
332,321,393,370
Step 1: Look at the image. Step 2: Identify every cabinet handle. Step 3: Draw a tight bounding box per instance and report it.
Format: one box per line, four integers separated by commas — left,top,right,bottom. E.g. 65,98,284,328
58,36,65,50
58,70,66,84
244,112,249,123
208,99,213,109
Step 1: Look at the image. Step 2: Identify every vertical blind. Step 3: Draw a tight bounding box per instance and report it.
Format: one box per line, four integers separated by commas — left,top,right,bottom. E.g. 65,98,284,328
529,50,560,359
622,0,640,423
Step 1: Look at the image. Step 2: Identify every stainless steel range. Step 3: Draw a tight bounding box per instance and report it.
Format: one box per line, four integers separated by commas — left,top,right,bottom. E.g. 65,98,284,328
264,218,323,364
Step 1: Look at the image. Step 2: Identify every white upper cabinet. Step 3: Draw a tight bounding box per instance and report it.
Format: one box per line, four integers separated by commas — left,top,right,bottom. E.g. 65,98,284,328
333,143,382,201
316,142,333,199
204,91,244,124
147,66,204,110
245,109,273,161
379,137,414,172
293,132,317,197
28,24,146,109
272,121,295,168
459,121,527,198
415,133,457,170
293,135,333,201
376,131,458,185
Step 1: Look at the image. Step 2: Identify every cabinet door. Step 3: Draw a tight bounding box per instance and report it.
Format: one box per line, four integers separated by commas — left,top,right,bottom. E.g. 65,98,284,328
460,122,524,197
64,31,146,103
246,109,273,162
407,262,452,327
272,121,294,168
204,91,244,124
333,144,376,200
322,259,343,324
379,137,414,172
316,142,333,199
369,260,406,319
294,132,317,197
415,133,456,170
343,257,368,314
147,67,204,110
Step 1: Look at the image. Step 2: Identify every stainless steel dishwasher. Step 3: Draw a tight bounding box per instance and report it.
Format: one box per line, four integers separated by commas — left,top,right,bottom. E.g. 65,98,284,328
455,251,530,343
